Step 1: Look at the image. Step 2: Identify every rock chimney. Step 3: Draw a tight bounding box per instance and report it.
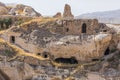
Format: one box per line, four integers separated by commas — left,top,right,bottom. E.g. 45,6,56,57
63,4,74,19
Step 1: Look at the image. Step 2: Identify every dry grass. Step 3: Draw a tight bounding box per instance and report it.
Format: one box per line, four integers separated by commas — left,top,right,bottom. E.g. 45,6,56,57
19,17,58,28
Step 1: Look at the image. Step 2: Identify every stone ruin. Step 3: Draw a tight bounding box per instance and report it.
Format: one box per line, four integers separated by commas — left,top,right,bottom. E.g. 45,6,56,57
0,4,119,66
63,4,74,19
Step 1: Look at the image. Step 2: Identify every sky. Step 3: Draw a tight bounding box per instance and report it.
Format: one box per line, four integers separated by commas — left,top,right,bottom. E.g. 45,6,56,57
0,0,120,16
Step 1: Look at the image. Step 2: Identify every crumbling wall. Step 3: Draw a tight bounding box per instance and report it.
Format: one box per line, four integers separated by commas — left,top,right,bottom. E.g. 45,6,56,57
53,19,99,35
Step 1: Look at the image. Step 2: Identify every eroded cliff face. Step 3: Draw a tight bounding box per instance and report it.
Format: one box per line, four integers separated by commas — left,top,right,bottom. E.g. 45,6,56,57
45,33,112,62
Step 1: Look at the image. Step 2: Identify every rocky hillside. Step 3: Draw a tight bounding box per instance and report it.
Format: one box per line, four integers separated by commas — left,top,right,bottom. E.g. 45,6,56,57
77,9,120,24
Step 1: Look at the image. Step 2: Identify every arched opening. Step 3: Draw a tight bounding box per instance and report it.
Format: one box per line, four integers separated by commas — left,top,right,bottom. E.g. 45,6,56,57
104,47,110,55
82,23,87,33
10,36,15,43
54,57,78,64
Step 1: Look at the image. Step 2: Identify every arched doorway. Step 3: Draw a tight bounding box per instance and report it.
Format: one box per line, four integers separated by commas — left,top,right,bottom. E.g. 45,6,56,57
82,23,87,33
104,47,110,55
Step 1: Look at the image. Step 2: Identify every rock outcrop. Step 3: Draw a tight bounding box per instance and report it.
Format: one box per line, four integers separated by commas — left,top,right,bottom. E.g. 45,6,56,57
9,4,41,17
53,12,62,18
63,4,74,19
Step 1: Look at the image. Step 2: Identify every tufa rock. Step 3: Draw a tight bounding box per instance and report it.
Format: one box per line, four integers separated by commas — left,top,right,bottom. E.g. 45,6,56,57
9,4,41,17
63,4,74,19
53,12,62,18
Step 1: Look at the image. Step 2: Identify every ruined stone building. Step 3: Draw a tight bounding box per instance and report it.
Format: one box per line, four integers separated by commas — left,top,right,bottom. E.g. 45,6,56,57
56,19,99,35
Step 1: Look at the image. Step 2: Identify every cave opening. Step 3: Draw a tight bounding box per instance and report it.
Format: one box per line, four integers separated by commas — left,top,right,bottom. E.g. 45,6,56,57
104,47,110,55
92,59,99,61
42,52,49,58
37,53,41,56
54,57,78,64
44,54,48,58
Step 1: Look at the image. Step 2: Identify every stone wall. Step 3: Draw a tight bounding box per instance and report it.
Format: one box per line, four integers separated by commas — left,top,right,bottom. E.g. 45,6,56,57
54,19,99,35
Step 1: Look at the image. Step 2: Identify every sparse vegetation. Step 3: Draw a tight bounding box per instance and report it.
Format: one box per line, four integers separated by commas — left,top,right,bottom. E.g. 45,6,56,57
0,18,12,30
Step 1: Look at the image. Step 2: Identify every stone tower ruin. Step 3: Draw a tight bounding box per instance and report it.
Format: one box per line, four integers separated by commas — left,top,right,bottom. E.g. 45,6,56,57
63,4,74,19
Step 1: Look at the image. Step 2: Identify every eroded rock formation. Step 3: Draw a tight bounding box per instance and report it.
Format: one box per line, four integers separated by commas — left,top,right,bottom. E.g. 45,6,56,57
63,4,74,19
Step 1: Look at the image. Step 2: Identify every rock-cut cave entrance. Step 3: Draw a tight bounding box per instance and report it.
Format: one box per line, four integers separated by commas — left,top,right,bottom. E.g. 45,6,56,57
10,36,15,43
104,47,110,55
54,57,78,64
42,52,49,58
82,23,87,33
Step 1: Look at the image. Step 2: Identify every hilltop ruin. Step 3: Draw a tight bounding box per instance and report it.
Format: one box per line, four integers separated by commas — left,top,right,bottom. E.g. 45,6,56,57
0,3,119,80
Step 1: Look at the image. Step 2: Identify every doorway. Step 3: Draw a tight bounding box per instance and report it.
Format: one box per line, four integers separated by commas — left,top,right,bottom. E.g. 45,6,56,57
82,23,87,33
